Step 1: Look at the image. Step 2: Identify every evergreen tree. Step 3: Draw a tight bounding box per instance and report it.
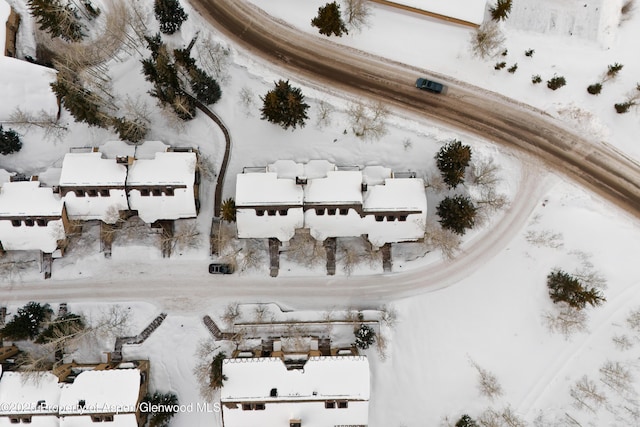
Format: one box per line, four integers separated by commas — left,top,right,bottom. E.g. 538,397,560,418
354,324,376,350
27,0,85,42
51,78,108,128
547,270,605,309
311,2,348,37
189,67,222,105
435,139,472,188
260,80,310,130
547,75,567,90
436,195,477,236
142,392,178,427
587,83,602,95
210,351,228,389
220,198,236,222
606,63,624,79
0,125,22,155
0,302,53,340
154,0,188,35
456,415,479,427
111,117,148,143
614,101,635,114
490,0,512,21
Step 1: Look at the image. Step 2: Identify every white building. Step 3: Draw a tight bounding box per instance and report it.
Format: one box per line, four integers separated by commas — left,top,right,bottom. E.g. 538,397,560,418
236,161,427,247
221,356,370,427
0,180,67,253
59,152,128,223
0,363,146,427
59,144,199,224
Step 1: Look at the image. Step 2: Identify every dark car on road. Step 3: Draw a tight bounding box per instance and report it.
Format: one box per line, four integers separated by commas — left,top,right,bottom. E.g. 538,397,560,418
209,263,234,274
416,77,444,94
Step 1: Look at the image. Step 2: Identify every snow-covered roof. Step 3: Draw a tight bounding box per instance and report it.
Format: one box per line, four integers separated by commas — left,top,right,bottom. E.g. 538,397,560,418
0,181,65,252
267,159,335,179
126,151,197,223
304,171,363,205
59,153,127,187
396,0,488,25
236,173,303,206
60,414,137,427
221,357,369,427
0,169,11,183
222,356,370,401
363,178,427,212
0,371,61,415
237,207,304,241
58,369,141,415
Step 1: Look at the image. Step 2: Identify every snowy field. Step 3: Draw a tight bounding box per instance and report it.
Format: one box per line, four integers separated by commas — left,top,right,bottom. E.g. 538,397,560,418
1,0,640,426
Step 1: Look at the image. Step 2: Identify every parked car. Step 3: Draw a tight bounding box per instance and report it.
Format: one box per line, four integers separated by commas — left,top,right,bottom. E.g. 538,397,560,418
415,77,444,94
209,263,234,274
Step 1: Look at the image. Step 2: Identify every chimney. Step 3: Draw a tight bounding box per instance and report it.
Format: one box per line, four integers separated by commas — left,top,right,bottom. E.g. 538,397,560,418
295,177,307,185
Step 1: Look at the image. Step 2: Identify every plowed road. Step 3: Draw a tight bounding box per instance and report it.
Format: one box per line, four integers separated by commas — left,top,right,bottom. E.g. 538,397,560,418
190,0,640,217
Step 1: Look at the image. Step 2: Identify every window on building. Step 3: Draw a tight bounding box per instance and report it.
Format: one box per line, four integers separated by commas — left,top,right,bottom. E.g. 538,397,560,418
165,188,174,196
398,215,408,222
11,220,21,227
279,209,288,216
339,208,349,215
91,416,102,423
87,189,98,197
387,215,395,221
36,219,47,227
99,189,110,197
22,418,32,424
337,401,348,409
375,215,384,222
152,189,162,197
9,418,19,424
325,401,336,409
256,210,265,216
103,416,114,422
24,219,35,227
267,210,276,216
316,208,324,215
242,403,252,411
75,190,85,197
327,208,336,216
140,189,150,197
254,403,265,410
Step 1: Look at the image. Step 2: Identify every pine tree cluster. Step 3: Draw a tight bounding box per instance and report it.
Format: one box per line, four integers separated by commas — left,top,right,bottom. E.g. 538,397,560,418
0,302,53,341
210,351,228,389
0,125,22,155
154,0,188,35
311,2,348,37
547,270,605,309
142,392,179,427
260,80,310,130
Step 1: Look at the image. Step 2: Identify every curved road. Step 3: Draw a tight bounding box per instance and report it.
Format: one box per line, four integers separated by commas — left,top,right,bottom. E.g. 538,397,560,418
189,0,640,218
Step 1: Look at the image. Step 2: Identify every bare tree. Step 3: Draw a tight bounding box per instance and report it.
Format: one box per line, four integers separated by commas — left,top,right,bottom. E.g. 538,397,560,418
8,108,68,141
315,99,335,128
627,308,640,332
470,22,505,59
347,100,388,140
338,240,363,276
222,302,241,328
524,230,564,249
470,359,503,400
612,334,633,351
285,231,326,267
424,171,447,193
196,34,232,83
238,87,256,117
599,360,634,395
570,375,607,412
501,406,527,427
238,239,265,272
375,331,388,361
478,408,504,427
424,219,462,260
193,338,222,401
343,0,371,31
379,305,397,328
543,303,588,338
470,158,501,187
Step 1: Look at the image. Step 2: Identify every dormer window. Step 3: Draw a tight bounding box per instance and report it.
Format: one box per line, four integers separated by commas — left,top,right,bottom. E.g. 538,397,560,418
99,189,110,197
75,190,85,197
140,189,150,197
152,189,162,196
87,189,98,197
11,220,21,227
24,219,34,227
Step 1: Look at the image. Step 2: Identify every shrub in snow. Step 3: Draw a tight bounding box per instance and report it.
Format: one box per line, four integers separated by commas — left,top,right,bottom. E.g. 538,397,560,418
547,270,605,309
587,83,603,95
525,48,535,57
142,392,178,427
220,198,237,222
260,80,310,130
547,75,567,90
0,125,22,155
455,414,479,427
311,2,348,37
490,0,512,21
210,351,228,389
606,63,624,79
436,195,477,236
354,324,376,350
531,74,542,84
614,101,635,114
507,63,518,73
435,140,472,188
154,0,188,35
0,302,53,340
494,61,506,70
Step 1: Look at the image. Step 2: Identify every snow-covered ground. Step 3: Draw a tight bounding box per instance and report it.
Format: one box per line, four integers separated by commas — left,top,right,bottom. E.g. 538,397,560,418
1,0,640,426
